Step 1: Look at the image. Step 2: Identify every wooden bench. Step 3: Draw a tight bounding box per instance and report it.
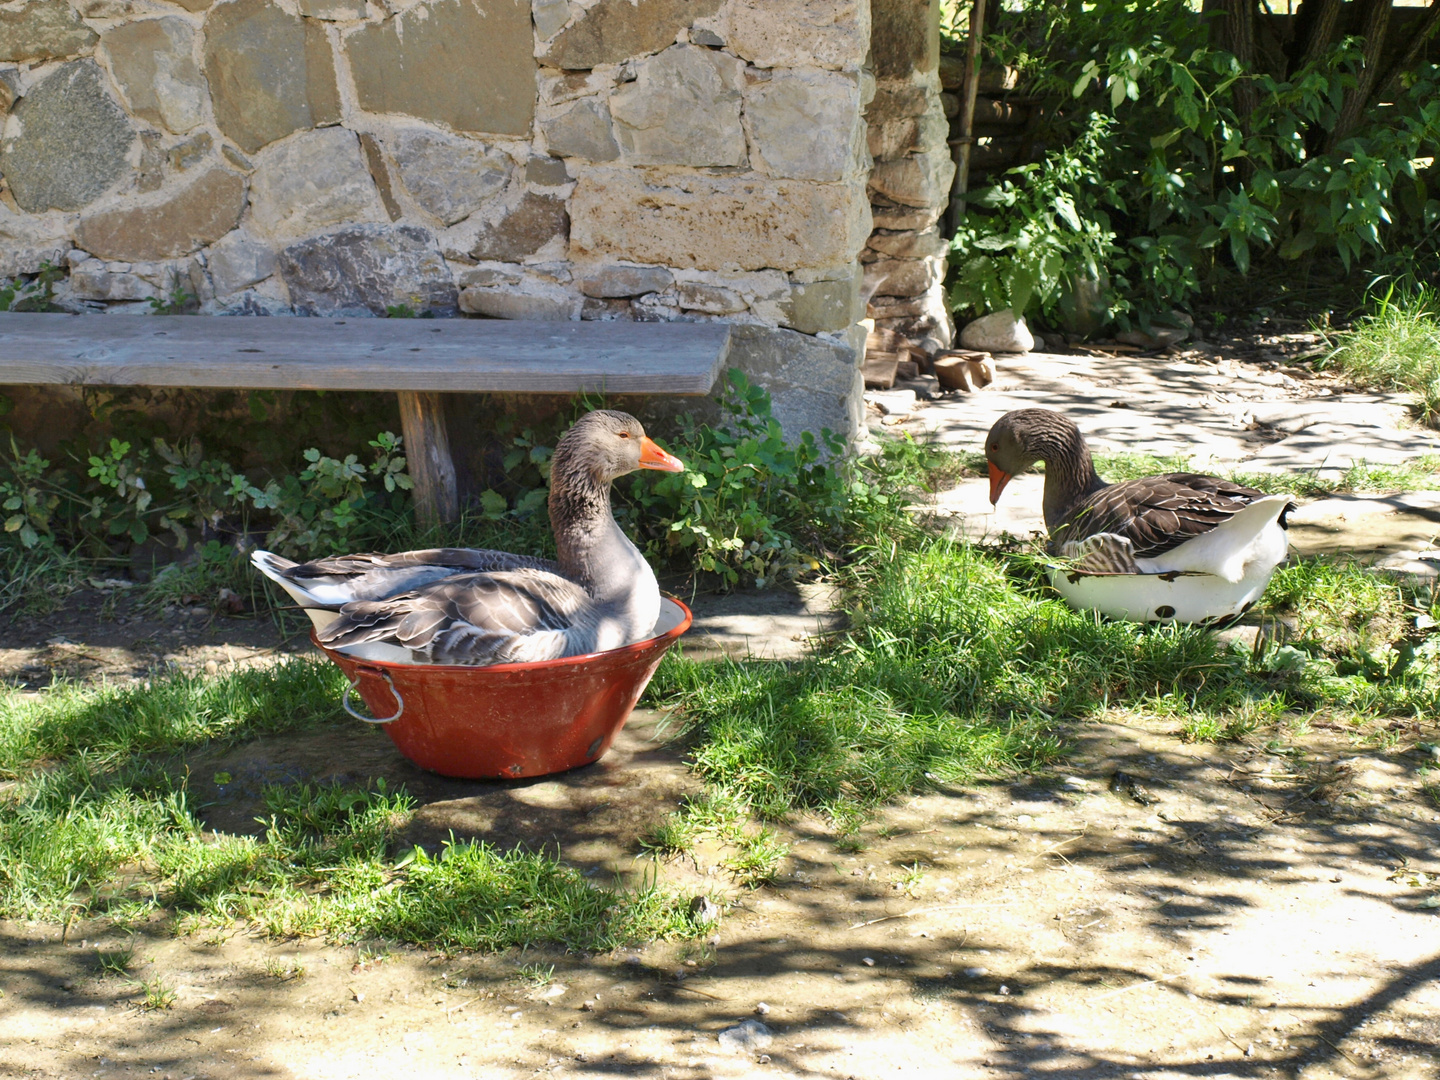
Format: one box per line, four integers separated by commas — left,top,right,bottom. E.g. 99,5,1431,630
0,312,731,527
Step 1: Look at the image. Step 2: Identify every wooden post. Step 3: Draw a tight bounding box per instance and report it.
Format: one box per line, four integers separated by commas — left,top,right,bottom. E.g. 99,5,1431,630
396,390,458,530
945,0,987,236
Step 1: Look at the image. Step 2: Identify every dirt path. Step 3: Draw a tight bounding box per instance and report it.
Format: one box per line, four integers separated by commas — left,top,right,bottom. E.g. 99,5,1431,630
3,706,1436,1079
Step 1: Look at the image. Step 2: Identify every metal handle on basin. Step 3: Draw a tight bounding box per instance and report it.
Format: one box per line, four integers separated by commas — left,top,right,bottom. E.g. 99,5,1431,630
342,667,404,725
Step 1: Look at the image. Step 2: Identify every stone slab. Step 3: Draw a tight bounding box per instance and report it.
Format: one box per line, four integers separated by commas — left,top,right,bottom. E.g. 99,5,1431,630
278,224,458,317
744,68,861,181
610,46,746,167
540,0,723,69
570,170,870,272
76,168,246,262
346,0,534,136
249,127,386,238
724,324,862,443
0,3,97,64
469,193,570,262
726,0,869,71
389,129,510,226
204,0,340,153
103,16,207,134
0,60,133,213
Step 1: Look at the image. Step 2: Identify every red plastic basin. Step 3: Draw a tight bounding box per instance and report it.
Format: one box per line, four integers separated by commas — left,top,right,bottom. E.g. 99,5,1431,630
312,597,691,779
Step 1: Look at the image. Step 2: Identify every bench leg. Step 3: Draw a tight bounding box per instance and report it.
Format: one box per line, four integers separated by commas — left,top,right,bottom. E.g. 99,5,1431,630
396,390,459,530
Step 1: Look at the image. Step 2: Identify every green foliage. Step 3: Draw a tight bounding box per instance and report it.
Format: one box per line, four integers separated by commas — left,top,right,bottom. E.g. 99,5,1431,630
0,430,414,570
0,262,63,313
627,370,923,586
950,0,1440,325
950,113,1126,322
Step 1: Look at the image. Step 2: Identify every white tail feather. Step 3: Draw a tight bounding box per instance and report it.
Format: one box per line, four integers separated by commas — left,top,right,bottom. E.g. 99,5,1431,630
1138,494,1291,583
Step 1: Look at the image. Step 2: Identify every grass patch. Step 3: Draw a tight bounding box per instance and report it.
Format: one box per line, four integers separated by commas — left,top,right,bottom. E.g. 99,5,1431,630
1091,452,1440,498
646,539,1440,839
1320,286,1440,424
0,662,704,951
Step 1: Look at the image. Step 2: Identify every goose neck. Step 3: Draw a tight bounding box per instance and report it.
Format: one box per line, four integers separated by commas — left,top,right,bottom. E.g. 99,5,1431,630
1035,427,1106,529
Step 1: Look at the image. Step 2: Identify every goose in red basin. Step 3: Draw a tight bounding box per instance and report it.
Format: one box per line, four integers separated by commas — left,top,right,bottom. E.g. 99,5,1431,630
252,410,684,664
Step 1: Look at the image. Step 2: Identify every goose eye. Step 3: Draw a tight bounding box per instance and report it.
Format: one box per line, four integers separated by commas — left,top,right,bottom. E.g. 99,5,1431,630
617,431,631,439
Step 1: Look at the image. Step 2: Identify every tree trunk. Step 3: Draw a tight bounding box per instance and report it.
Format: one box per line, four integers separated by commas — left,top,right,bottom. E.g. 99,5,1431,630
1289,0,1345,72
1204,0,1258,118
1326,0,1394,151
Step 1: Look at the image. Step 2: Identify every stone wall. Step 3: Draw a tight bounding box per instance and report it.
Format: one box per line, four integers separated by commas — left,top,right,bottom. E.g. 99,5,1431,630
0,0,879,443
862,0,953,353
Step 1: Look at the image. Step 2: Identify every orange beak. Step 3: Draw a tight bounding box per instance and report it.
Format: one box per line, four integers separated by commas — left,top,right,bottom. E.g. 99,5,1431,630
988,460,1012,505
638,436,685,473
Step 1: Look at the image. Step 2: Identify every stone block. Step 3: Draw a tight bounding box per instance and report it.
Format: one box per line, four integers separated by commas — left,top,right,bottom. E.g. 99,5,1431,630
579,265,673,298
69,267,162,302
298,0,368,17
204,0,340,154
864,255,943,298
76,168,246,262
866,83,928,121
206,230,277,296
0,61,133,213
539,69,611,106
675,282,745,314
103,17,207,134
745,69,861,182
581,296,632,320
725,324,863,444
610,46,745,167
469,193,569,262
542,98,620,162
459,286,581,320
0,3,97,64
357,133,403,221
727,0,868,71
867,228,947,259
869,109,948,161
0,69,17,114
346,0,534,136
532,0,571,40
390,128,511,226
870,0,939,81
0,207,67,277
280,224,458,317
168,0,215,10
541,0,723,70
250,128,386,238
570,171,870,272
868,149,955,208
457,267,522,287
783,269,862,334
168,133,214,172
870,203,941,231
525,156,571,185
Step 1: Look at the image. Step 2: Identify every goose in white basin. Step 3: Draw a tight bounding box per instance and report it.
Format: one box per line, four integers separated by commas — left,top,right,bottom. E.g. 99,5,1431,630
985,408,1293,623
252,410,684,664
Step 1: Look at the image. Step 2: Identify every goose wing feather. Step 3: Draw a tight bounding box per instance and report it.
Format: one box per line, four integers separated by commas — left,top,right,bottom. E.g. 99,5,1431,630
1052,473,1265,560
315,569,593,665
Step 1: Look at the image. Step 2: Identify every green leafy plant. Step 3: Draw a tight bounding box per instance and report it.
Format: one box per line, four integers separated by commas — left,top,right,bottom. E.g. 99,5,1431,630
0,262,63,313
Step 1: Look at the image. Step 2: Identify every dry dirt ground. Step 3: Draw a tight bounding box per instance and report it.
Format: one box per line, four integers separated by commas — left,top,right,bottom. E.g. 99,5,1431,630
1,593,1438,1080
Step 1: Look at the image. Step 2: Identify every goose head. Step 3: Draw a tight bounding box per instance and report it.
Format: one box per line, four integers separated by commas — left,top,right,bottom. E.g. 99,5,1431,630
551,409,684,488
984,408,1100,515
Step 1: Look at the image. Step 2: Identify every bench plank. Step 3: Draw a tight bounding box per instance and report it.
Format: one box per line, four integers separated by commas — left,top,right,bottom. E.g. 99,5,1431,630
0,313,731,394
